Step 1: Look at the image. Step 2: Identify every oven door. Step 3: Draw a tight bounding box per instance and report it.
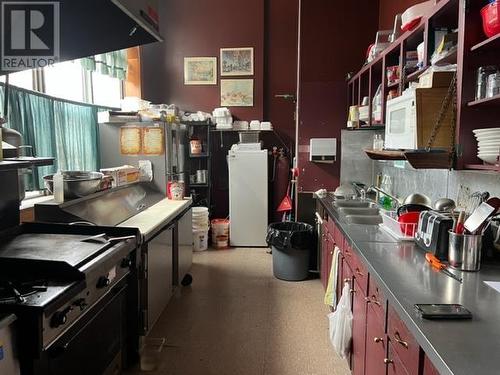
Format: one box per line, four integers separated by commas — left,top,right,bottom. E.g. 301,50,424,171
385,94,417,150
43,283,127,375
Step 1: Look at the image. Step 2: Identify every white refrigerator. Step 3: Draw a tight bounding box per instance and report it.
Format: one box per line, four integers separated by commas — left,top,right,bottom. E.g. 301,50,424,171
228,148,268,247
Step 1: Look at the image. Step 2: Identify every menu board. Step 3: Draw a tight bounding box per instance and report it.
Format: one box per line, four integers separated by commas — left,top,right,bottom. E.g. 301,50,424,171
120,127,142,155
142,127,165,155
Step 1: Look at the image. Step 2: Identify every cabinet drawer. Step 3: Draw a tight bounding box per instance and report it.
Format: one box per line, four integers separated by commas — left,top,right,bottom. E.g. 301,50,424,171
365,303,387,375
367,276,386,325
386,340,411,375
343,243,368,296
387,306,420,375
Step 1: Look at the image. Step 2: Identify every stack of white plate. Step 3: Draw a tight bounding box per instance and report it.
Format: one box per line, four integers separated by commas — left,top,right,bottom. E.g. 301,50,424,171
473,128,500,164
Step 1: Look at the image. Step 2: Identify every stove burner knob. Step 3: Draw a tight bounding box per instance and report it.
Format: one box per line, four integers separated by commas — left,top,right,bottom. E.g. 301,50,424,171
97,276,111,289
121,258,132,268
50,306,73,328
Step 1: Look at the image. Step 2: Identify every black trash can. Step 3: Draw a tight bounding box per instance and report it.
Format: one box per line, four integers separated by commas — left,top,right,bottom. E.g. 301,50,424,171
266,222,314,281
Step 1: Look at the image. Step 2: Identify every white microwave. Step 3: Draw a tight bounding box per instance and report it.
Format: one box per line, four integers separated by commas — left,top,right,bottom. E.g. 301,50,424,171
385,90,417,150
385,87,453,151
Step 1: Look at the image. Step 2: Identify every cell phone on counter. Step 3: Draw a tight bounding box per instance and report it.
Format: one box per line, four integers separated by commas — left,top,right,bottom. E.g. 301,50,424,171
414,304,472,320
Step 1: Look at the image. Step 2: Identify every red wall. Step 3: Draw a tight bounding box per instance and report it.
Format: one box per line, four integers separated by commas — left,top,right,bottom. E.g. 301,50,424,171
141,0,299,218
296,0,380,192
379,0,423,30
141,0,264,120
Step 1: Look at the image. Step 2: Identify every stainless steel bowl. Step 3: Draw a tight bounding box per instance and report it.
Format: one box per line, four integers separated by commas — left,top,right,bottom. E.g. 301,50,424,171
403,193,432,208
43,171,104,199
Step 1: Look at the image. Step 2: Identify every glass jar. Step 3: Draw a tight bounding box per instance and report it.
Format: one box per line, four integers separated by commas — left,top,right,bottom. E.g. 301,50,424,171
476,66,497,100
486,72,500,98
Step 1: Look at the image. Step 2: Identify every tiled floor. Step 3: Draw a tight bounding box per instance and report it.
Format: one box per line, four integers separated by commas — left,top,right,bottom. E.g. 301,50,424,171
128,248,350,375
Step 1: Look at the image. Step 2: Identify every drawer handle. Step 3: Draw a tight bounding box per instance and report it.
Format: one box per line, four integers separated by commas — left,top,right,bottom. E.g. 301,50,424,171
394,332,409,349
355,268,364,277
344,278,351,283
384,358,393,365
370,296,381,306
373,337,384,343
364,297,371,303
350,289,356,294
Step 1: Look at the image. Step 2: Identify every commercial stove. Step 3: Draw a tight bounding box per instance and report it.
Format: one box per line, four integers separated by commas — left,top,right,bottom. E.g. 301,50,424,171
0,222,140,375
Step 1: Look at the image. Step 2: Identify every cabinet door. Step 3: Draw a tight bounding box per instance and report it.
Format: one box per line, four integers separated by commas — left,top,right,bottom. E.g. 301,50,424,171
321,232,330,289
386,341,410,375
351,278,367,375
423,354,440,375
387,306,420,375
365,303,387,375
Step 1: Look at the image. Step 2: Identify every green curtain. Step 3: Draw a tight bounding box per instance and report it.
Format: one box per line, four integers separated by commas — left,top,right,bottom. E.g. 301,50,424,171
0,84,101,190
80,50,128,80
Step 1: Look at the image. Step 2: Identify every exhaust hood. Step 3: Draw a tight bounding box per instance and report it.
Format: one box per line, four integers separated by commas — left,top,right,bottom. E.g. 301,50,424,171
0,0,162,75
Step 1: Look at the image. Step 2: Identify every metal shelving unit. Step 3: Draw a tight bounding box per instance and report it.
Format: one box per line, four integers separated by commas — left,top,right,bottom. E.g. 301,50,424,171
184,120,213,210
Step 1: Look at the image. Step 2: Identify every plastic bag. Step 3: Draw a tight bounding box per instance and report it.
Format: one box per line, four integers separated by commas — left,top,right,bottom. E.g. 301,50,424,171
327,282,353,359
266,222,313,251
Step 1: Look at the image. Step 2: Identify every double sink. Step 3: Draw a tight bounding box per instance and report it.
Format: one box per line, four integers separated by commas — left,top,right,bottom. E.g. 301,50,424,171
333,199,383,225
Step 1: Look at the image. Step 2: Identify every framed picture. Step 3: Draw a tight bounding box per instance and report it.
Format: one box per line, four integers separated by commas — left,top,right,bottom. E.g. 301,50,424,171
220,79,254,107
184,57,217,85
220,47,254,76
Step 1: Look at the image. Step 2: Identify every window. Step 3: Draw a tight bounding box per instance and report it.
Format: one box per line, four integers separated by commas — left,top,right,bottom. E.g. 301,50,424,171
44,61,85,102
91,71,122,108
0,69,35,90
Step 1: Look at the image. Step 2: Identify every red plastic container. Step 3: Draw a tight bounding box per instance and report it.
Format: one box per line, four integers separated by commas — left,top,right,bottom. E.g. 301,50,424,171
481,1,500,38
398,212,420,237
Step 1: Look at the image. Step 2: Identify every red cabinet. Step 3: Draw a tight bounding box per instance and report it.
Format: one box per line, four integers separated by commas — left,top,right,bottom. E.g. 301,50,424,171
423,355,440,375
364,303,386,375
386,340,411,375
387,306,421,375
351,277,367,375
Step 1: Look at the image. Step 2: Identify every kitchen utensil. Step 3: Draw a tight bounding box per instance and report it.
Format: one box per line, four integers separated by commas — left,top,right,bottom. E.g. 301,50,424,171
448,231,483,271
403,193,432,208
433,198,456,212
455,211,466,234
397,203,430,217
398,212,420,236
425,252,463,282
80,233,136,244
464,202,496,234
43,171,104,199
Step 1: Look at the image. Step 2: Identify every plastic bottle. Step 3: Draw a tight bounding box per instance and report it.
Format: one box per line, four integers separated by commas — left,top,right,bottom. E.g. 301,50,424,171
53,170,64,203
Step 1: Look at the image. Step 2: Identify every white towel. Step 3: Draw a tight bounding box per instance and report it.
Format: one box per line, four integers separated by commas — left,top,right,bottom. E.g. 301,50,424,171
324,246,341,308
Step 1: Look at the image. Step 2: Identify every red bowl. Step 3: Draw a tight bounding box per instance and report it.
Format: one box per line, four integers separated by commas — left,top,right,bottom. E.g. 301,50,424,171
481,1,500,38
398,212,420,236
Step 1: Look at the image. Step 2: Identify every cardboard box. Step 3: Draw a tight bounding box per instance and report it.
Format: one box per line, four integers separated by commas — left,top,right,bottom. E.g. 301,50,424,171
419,70,455,89
100,165,140,187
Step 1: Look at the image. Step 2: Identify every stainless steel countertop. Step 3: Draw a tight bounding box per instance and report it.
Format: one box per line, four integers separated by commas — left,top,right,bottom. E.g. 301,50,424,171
318,194,500,375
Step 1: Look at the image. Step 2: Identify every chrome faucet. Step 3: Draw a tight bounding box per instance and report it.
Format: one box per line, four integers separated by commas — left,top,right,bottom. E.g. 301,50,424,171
367,185,401,208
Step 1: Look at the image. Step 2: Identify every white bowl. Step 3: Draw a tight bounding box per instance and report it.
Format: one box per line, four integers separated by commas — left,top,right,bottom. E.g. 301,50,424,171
478,139,500,145
477,154,500,164
473,127,500,135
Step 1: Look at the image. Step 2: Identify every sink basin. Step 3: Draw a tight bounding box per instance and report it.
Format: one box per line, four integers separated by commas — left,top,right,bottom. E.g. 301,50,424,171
337,207,380,216
345,215,383,225
334,200,377,208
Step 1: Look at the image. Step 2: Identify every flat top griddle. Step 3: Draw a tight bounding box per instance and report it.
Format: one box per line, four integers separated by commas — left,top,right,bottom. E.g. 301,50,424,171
0,233,110,269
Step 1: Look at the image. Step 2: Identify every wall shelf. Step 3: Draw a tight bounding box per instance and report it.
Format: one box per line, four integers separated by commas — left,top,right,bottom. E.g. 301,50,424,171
406,67,428,82
470,33,500,52
431,48,457,66
467,94,500,107
364,149,405,161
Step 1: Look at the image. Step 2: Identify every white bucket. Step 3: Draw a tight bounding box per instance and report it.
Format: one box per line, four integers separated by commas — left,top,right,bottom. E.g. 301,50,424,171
193,230,209,251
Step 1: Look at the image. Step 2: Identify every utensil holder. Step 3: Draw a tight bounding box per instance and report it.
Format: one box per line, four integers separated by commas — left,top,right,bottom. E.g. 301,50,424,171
448,230,482,272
